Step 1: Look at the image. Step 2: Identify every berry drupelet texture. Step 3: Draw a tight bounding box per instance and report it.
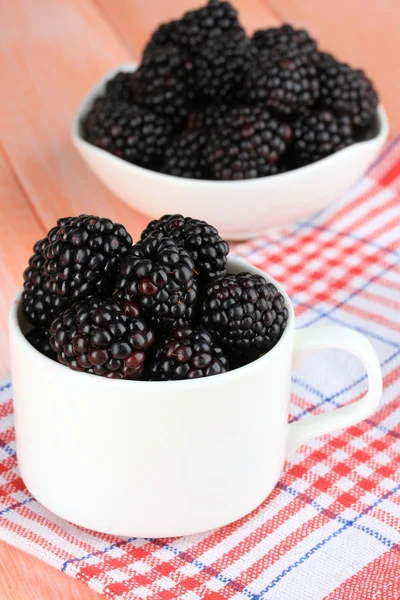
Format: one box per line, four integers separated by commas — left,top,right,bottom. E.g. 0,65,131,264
141,214,229,281
162,130,208,179
252,24,318,60
292,110,354,165
150,326,228,380
200,272,288,358
205,106,292,180
26,328,57,361
246,46,319,116
104,71,135,103
22,238,71,327
43,215,133,301
193,35,254,100
50,297,155,379
187,102,232,131
317,55,378,128
83,99,172,168
115,235,197,330
133,44,196,127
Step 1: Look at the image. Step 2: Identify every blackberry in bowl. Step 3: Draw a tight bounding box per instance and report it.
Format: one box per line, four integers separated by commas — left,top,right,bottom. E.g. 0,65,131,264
73,0,387,239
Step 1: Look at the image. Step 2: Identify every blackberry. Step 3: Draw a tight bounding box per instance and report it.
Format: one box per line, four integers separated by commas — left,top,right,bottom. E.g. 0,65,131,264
246,46,319,116
178,0,245,51
205,106,292,180
43,215,132,301
83,99,172,168
143,20,183,59
292,110,354,165
26,328,57,361
22,238,70,327
133,44,196,127
193,35,254,100
252,25,318,60
115,235,197,330
105,71,135,103
50,297,155,379
187,102,231,131
149,326,228,380
162,130,208,179
318,55,378,128
141,215,229,281
200,272,288,358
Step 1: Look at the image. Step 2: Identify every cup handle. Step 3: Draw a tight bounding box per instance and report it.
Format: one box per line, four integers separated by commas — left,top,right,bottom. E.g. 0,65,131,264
286,326,382,456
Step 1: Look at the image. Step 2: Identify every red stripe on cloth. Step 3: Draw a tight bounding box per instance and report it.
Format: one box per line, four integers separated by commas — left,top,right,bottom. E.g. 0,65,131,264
99,393,400,600
325,546,400,600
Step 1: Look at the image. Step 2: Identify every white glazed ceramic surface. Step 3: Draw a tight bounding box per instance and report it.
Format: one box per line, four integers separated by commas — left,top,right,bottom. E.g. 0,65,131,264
72,64,389,240
9,258,382,537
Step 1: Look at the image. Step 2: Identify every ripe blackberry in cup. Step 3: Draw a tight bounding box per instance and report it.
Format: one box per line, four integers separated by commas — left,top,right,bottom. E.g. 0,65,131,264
43,215,132,301
150,326,229,380
23,237,71,327
140,214,229,281
115,235,198,331
200,272,288,359
50,297,155,379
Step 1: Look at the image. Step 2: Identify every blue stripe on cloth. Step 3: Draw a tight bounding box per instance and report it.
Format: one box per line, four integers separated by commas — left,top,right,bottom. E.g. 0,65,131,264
0,382,11,394
62,539,256,598
255,481,400,599
0,438,16,457
292,297,400,349
277,483,397,548
0,497,34,517
291,346,400,427
300,255,400,329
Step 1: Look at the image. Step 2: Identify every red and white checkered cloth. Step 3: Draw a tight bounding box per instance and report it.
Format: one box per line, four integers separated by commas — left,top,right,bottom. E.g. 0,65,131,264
1,139,400,600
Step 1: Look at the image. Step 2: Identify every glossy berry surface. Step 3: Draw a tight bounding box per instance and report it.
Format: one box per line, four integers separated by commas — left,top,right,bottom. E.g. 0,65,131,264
317,54,378,128
205,106,292,180
104,71,135,103
115,235,197,330
141,214,229,281
292,110,354,165
22,238,70,327
50,297,155,379
83,100,172,168
133,44,196,127
200,272,288,358
150,326,228,380
26,328,57,361
246,46,319,116
43,215,132,301
252,24,318,60
162,130,208,179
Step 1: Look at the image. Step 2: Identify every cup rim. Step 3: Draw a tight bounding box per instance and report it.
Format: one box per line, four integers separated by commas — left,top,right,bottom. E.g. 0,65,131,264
10,257,295,388
72,62,389,188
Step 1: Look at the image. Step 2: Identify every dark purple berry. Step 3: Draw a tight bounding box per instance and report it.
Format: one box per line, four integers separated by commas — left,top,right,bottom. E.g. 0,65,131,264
150,326,228,380
50,297,154,379
200,272,288,359
141,215,229,281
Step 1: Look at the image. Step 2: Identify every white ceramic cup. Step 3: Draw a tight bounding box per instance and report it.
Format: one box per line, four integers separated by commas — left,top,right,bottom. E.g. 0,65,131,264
9,257,382,537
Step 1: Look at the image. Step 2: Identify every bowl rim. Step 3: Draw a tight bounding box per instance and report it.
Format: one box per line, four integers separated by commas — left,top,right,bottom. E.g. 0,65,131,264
10,256,295,389
72,62,390,187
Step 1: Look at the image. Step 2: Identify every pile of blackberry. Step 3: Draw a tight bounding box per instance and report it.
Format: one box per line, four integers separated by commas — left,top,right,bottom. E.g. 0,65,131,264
23,213,288,381
82,0,379,178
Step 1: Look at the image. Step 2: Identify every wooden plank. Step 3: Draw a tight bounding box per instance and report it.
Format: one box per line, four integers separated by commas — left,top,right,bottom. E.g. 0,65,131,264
263,0,400,134
0,0,148,241
94,0,280,57
0,541,102,600
0,149,45,378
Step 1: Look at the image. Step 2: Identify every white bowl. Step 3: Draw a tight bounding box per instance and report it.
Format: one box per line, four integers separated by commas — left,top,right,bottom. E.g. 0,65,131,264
72,63,389,241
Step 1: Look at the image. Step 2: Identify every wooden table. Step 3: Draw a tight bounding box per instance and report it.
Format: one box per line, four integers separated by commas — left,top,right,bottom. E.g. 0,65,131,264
0,1,398,597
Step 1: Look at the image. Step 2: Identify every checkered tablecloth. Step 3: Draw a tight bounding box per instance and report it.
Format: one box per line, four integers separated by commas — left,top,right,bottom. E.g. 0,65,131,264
1,139,400,599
